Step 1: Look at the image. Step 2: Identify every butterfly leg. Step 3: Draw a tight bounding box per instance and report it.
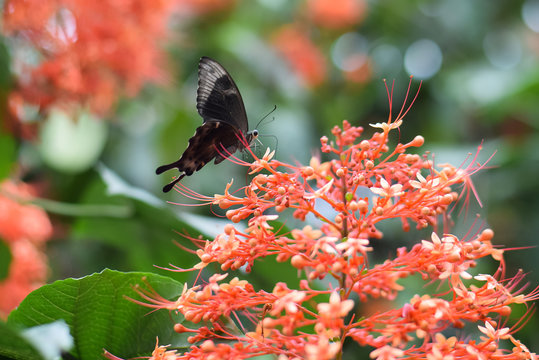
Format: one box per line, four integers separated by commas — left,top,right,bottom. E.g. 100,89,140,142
156,160,183,175
162,174,186,193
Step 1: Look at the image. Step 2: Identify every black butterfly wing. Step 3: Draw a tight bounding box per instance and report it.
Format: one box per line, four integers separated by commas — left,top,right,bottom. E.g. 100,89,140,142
156,57,250,193
155,122,242,192
197,56,249,135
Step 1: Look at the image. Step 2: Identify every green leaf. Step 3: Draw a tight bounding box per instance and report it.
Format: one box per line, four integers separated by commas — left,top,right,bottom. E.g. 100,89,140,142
0,238,11,280
7,270,186,360
250,255,300,290
0,130,16,180
266,219,292,236
0,321,44,360
0,41,11,88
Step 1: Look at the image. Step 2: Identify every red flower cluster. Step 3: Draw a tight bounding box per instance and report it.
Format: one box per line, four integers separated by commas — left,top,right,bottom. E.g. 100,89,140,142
271,0,371,88
0,180,52,318
3,0,176,116
111,84,538,359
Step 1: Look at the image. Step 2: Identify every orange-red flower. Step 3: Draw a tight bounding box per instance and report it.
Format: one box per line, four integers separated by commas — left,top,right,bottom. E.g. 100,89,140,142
109,82,538,360
0,180,52,318
306,0,367,30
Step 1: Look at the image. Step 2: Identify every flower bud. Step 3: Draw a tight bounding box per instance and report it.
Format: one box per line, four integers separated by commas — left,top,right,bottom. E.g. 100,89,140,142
358,200,368,214
303,166,314,177
201,340,216,352
480,228,494,241
411,135,424,147
291,254,306,269
365,160,374,169
331,261,343,273
174,323,188,333
359,140,370,150
224,224,235,234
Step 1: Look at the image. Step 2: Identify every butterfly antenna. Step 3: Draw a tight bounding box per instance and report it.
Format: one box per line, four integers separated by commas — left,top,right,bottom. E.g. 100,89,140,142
255,105,277,129
258,134,278,153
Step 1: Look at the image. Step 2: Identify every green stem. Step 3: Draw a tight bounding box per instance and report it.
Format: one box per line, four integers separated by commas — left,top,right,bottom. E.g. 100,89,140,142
32,197,133,218
2,190,133,218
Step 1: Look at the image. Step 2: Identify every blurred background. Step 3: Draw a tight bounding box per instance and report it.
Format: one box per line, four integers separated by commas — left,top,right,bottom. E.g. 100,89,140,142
0,0,538,350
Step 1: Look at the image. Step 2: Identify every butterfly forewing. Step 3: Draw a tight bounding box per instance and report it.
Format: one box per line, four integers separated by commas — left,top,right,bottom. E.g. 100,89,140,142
197,57,249,134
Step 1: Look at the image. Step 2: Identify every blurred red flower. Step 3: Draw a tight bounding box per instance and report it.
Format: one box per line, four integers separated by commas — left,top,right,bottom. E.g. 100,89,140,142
342,53,372,84
0,180,52,318
306,0,367,30
272,25,327,88
3,0,176,116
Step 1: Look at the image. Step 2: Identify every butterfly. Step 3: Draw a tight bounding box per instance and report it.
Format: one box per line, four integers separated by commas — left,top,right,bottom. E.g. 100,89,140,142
156,57,258,193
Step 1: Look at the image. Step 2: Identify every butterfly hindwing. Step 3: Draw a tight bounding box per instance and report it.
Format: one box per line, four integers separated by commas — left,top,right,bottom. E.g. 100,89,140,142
179,121,241,174
156,121,239,172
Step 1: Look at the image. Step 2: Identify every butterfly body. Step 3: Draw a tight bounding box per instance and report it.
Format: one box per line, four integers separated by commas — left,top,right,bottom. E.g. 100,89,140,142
156,57,258,193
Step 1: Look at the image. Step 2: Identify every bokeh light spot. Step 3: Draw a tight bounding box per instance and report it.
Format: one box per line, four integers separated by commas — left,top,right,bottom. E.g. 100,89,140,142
371,44,402,77
257,0,287,10
39,109,108,173
404,39,442,79
522,0,539,32
331,32,368,71
466,69,511,104
483,30,522,70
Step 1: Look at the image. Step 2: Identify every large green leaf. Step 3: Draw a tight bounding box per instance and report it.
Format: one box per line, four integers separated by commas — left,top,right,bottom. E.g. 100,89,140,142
0,321,44,360
7,270,187,360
